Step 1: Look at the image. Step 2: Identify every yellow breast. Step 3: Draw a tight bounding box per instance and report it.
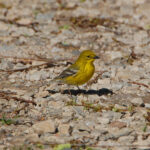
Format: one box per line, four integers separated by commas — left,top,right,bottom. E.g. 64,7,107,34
65,62,95,85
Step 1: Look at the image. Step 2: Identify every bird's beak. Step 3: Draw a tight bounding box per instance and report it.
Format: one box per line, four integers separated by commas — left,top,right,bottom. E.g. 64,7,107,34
94,56,99,59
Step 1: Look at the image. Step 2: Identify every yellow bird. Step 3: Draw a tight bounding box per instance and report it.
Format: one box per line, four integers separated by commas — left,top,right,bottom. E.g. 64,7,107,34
54,50,99,87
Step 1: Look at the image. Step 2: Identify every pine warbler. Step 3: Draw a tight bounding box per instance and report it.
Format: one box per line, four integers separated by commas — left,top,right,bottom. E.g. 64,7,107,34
54,50,99,86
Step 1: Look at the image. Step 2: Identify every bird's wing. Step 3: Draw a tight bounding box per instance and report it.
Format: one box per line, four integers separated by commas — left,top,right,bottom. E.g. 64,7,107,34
55,65,78,79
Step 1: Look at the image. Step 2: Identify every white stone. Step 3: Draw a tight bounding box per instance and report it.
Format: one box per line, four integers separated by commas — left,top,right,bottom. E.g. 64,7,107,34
97,117,110,124
131,98,143,105
58,124,71,136
145,103,150,109
32,119,56,134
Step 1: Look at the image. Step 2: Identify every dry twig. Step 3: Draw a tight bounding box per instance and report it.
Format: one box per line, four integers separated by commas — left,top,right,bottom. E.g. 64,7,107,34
0,91,36,105
128,81,149,88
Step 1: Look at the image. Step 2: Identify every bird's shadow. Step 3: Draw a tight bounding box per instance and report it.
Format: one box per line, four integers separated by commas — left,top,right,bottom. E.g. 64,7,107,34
48,88,113,96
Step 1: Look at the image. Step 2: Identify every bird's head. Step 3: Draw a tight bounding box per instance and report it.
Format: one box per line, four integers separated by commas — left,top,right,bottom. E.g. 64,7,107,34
77,50,99,63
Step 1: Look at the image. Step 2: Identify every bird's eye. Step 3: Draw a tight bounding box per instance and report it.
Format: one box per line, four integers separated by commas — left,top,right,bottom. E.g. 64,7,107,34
87,55,90,58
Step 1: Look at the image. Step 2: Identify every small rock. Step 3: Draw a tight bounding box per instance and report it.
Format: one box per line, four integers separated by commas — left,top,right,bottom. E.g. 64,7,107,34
110,128,133,139
42,135,73,144
118,135,135,143
61,116,73,123
98,78,110,87
97,140,119,147
25,133,40,143
0,22,9,31
72,131,90,140
72,106,85,117
9,136,25,145
91,129,108,139
111,82,125,91
145,103,150,109
97,117,110,124
35,90,49,98
101,71,111,78
106,51,123,60
51,93,69,102
75,122,91,132
36,12,54,22
114,104,127,110
131,97,143,106
51,47,64,53
0,146,6,149
48,101,64,109
0,129,6,137
62,106,75,117
16,18,33,25
109,121,127,129
102,111,122,121
18,36,28,45
84,120,96,130
58,124,72,136
32,119,56,134
133,135,150,148
62,30,75,37
101,111,114,120
11,26,34,36
71,40,81,47
0,44,16,53
26,70,49,81
45,108,63,118
9,78,16,83
90,130,101,139
0,59,14,70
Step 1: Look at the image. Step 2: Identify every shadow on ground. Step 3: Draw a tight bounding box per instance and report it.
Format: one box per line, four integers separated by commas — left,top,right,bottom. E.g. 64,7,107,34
48,88,113,96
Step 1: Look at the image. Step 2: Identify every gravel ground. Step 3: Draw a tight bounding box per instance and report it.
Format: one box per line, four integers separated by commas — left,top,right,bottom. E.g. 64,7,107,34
0,0,150,149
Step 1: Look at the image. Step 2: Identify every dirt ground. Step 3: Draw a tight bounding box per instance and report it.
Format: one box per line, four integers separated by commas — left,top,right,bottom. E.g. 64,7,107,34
0,0,150,149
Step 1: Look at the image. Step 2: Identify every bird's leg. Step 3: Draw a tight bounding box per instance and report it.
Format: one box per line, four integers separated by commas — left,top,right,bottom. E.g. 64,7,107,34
77,85,86,104
77,85,81,92
59,83,65,94
67,85,77,104
76,85,82,97
60,85,63,94
81,84,89,102
68,88,72,97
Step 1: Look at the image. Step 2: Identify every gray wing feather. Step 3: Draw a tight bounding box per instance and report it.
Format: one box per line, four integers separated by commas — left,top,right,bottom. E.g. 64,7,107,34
55,67,78,79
